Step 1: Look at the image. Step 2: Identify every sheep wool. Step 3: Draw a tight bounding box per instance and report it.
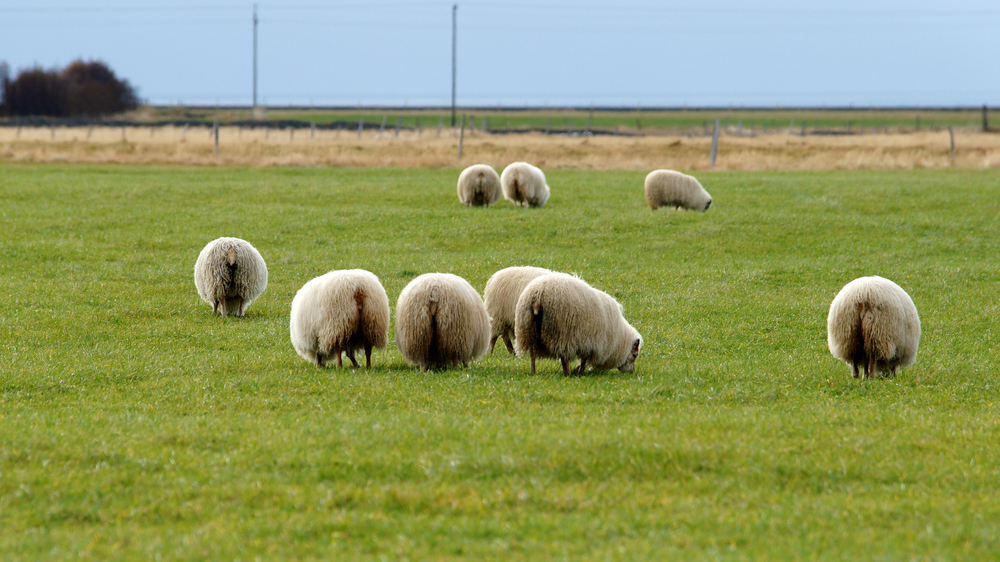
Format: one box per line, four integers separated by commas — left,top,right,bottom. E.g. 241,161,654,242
827,276,921,379
395,273,491,370
514,273,642,375
457,164,502,207
500,162,550,208
194,237,268,317
483,266,553,354
289,269,390,368
644,169,713,211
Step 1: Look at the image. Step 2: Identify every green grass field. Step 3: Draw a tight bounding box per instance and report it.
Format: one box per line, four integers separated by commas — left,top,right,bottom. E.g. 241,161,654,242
142,105,990,133
2,164,999,559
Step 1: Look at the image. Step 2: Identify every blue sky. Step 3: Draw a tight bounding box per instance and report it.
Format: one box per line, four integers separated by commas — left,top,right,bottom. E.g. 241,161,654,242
2,1,998,107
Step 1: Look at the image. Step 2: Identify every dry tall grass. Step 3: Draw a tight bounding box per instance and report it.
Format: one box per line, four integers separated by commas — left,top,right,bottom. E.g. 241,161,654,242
1,125,997,169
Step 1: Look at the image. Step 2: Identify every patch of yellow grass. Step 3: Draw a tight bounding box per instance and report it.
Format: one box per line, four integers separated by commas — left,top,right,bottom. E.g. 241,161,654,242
1,126,997,170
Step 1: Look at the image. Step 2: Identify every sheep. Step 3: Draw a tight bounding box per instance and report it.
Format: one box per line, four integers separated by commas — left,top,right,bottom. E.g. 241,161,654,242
483,266,553,355
395,273,491,370
194,237,268,317
500,162,550,208
457,164,502,207
827,276,921,379
289,269,390,369
514,273,642,375
644,169,712,211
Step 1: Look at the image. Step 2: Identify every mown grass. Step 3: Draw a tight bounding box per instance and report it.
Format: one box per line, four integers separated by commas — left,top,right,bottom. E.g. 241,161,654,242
1,164,999,560
134,105,990,133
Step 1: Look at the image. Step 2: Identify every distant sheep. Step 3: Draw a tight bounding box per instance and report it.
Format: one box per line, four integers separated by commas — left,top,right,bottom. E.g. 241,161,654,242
457,164,502,207
500,162,550,208
827,276,921,379
289,269,390,368
194,237,268,317
644,169,712,211
483,266,553,354
514,273,642,375
395,273,491,370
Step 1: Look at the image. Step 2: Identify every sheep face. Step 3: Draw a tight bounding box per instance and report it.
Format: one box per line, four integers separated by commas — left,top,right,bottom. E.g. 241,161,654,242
618,338,642,373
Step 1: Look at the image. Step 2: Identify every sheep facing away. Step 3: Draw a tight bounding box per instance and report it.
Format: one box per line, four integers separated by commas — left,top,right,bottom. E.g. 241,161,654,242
289,269,390,368
500,162,550,208
457,164,502,207
395,273,491,370
514,273,642,375
827,276,921,379
483,266,553,354
644,169,713,211
194,237,268,317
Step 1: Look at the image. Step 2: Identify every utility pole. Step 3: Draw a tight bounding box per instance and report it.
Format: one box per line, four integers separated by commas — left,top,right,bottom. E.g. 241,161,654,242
451,4,457,127
253,4,258,111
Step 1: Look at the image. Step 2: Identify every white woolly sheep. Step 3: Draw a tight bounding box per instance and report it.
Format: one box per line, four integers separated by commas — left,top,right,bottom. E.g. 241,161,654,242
194,237,268,317
395,273,491,370
644,169,713,211
457,164,502,207
289,269,390,368
514,273,642,375
500,162,550,208
483,266,553,355
827,276,921,379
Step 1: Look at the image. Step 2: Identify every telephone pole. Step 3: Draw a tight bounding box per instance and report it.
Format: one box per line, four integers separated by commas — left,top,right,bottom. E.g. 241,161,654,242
451,3,457,127
253,3,258,111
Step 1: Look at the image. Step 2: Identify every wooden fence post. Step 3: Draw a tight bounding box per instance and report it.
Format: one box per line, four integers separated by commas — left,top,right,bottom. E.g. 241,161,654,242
377,115,386,139
458,113,466,158
213,121,219,155
948,126,955,161
395,117,401,138
710,118,719,167
984,104,990,132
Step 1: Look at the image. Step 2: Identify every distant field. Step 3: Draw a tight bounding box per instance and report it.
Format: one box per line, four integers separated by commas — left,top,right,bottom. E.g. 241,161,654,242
125,105,991,134
2,164,999,559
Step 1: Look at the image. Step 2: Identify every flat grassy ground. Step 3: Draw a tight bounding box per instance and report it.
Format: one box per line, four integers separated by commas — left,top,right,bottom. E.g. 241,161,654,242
1,164,999,560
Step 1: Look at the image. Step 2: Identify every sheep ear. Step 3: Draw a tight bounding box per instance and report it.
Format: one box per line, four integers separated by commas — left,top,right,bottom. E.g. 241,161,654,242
632,339,641,353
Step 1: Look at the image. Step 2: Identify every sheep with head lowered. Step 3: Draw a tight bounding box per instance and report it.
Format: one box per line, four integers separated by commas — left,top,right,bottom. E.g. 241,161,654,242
483,266,553,354
514,273,642,375
289,269,390,368
457,164,502,207
395,273,491,370
194,237,268,317
827,276,921,379
500,162,550,208
644,169,712,211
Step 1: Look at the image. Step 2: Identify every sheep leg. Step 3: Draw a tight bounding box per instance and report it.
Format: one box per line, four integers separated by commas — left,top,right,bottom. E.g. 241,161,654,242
530,354,536,374
851,363,860,379
364,344,373,369
502,334,515,355
212,301,219,315
315,353,324,368
346,349,360,368
576,357,588,375
489,335,498,354
561,358,571,376
334,344,342,368
866,357,877,380
237,299,245,317
217,299,227,317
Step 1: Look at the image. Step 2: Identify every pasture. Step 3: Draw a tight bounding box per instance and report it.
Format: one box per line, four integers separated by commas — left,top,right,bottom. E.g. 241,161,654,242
1,164,999,559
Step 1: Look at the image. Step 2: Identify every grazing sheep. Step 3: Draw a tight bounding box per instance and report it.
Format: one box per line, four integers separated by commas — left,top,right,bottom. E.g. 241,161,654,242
395,273,491,370
194,237,268,317
827,276,921,379
457,164,502,207
514,273,642,375
483,266,553,355
644,169,713,211
500,162,550,208
289,269,390,368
